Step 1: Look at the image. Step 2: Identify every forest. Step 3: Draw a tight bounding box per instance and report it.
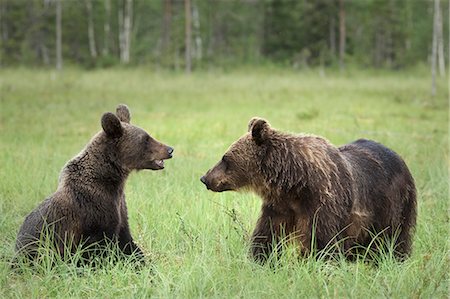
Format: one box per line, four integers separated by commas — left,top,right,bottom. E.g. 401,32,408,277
0,0,448,72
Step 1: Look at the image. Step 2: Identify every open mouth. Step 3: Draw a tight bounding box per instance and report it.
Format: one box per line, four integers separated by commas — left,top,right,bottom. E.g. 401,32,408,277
155,160,165,168
149,159,166,170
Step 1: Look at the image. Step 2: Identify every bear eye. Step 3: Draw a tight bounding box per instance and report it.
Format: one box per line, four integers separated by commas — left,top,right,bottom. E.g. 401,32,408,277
222,156,232,170
141,135,150,147
142,134,150,144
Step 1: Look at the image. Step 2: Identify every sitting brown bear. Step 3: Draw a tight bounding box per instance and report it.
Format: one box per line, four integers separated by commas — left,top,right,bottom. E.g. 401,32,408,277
201,118,416,263
15,104,173,263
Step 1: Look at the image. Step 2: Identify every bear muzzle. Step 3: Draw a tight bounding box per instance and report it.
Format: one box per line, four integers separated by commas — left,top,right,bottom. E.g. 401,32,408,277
200,176,208,188
148,146,174,170
167,146,174,158
200,175,232,192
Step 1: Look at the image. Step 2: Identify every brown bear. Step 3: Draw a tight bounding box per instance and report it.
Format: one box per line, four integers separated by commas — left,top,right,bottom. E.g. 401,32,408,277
201,117,416,263
15,104,173,263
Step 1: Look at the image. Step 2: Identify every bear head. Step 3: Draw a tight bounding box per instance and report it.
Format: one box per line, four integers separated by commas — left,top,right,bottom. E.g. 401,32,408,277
101,104,173,171
200,117,271,192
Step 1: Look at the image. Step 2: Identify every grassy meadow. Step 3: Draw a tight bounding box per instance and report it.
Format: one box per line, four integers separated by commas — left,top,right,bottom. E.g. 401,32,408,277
0,67,448,298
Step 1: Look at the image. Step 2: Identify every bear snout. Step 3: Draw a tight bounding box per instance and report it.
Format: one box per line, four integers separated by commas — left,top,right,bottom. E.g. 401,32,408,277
200,175,231,192
167,146,174,158
200,176,209,188
201,175,216,191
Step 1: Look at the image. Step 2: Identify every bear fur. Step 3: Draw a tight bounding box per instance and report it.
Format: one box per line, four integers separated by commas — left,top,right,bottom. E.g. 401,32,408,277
201,117,416,263
15,104,173,263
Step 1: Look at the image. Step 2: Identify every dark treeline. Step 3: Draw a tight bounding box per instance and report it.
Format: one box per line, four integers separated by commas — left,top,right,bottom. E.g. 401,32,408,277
0,0,448,70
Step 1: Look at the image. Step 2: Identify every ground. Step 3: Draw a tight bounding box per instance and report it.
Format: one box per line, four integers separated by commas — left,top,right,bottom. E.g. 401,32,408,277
0,67,448,298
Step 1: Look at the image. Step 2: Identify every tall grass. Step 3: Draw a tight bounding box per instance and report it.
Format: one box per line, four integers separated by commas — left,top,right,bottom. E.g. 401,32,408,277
0,67,448,298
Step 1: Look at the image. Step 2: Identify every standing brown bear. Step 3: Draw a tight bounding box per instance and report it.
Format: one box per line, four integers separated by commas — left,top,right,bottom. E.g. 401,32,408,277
15,104,173,263
201,118,416,263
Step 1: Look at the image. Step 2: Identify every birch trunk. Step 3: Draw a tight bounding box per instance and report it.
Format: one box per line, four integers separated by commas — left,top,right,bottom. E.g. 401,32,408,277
0,2,6,42
436,0,445,77
161,0,172,52
431,0,439,97
185,0,192,73
192,2,202,61
103,0,111,56
339,0,345,70
123,0,132,63
118,0,132,64
118,1,124,61
86,0,97,58
56,0,62,70
0,2,5,65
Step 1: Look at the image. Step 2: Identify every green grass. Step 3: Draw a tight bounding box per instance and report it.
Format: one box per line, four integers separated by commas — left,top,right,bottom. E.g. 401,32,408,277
0,67,448,298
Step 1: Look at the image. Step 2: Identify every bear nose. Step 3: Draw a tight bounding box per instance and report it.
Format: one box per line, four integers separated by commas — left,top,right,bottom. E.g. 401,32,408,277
167,146,174,157
200,176,207,185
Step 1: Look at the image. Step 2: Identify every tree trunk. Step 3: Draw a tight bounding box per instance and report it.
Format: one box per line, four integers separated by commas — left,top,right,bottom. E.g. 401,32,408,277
103,0,111,56
338,0,345,70
118,1,124,61
36,6,50,67
185,0,192,73
431,0,439,97
36,1,50,65
161,0,172,53
436,0,445,77
192,1,202,61
0,2,6,66
40,43,50,65
374,29,383,67
385,0,394,68
405,0,412,51
0,1,7,42
206,0,215,59
118,0,132,64
56,0,62,70
86,0,97,59
123,0,132,63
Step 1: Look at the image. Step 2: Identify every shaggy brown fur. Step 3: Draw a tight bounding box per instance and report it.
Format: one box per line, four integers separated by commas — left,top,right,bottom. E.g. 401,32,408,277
15,104,173,263
201,117,416,263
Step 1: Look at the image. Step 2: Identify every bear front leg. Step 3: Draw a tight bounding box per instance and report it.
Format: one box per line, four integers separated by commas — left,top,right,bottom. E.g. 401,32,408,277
250,204,289,264
118,224,144,257
117,198,145,263
251,224,274,264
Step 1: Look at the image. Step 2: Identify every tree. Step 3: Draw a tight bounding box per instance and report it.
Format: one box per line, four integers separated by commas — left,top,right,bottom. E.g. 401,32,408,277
103,0,111,56
329,6,336,59
56,0,62,70
118,0,133,64
184,0,192,73
192,1,202,62
339,0,345,70
431,0,444,96
0,0,9,66
161,0,172,53
124,0,132,63
85,0,97,59
436,0,445,77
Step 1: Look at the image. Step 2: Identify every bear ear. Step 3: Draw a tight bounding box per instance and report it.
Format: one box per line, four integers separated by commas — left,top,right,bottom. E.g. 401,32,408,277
101,112,123,138
248,117,270,145
116,104,131,123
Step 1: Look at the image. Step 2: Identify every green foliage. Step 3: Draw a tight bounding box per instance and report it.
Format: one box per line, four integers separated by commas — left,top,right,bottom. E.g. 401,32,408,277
0,67,448,297
0,0,446,69
263,0,336,66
